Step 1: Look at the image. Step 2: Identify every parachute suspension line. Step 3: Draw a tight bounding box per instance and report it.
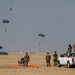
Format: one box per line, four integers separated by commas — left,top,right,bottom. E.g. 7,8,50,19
9,0,15,11
2,19,9,32
38,33,45,45
38,33,45,52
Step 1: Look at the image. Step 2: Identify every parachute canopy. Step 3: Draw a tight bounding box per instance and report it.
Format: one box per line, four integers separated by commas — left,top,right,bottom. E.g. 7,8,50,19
38,33,45,37
2,20,9,23
0,46,3,49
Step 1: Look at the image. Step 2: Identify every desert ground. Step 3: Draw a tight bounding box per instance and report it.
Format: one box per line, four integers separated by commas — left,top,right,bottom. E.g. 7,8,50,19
0,53,75,75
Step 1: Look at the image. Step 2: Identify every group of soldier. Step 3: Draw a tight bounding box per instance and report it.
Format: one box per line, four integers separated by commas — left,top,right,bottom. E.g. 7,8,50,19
21,51,58,67
46,51,58,67
19,44,75,67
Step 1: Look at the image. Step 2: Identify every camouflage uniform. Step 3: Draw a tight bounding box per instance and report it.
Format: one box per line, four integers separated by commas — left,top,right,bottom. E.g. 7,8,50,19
46,52,51,67
66,50,69,56
53,51,58,66
65,44,72,56
24,53,30,67
68,44,72,53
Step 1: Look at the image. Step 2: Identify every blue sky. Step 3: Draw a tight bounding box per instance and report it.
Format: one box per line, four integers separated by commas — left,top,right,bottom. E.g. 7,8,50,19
0,0,75,53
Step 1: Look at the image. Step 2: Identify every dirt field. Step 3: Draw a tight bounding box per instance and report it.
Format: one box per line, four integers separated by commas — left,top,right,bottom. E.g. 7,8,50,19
0,53,75,75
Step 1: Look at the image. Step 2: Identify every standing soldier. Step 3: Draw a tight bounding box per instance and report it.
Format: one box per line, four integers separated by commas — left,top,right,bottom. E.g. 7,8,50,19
68,44,72,53
24,52,30,67
65,44,72,56
53,51,58,66
46,52,51,67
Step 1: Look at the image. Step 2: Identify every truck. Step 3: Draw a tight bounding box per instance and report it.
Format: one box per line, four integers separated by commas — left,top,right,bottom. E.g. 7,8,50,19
58,52,75,68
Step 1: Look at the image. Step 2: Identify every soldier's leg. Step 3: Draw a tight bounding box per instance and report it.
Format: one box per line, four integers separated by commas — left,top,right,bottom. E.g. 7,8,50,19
56,59,57,65
24,61,26,67
47,60,51,67
24,61,27,67
48,60,49,67
54,59,57,66
49,61,51,67
48,60,51,67
25,61,27,67
46,60,48,67
25,61,29,67
26,61,28,67
53,59,56,66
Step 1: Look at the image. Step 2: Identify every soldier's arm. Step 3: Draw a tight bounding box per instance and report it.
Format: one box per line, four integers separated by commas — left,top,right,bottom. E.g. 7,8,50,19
50,55,51,60
28,55,30,61
45,55,47,60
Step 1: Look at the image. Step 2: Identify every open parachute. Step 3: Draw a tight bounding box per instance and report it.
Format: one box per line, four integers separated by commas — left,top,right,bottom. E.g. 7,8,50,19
2,19,9,32
38,33,45,45
0,46,3,49
38,33,45,37
2,19,9,23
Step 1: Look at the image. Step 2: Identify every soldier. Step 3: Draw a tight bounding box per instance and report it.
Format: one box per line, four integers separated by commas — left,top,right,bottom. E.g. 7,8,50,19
46,52,51,67
17,58,24,65
24,52,30,67
68,44,72,53
53,51,58,66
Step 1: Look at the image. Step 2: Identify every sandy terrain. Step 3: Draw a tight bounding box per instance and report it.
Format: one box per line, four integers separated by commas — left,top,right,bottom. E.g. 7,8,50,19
0,53,75,75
